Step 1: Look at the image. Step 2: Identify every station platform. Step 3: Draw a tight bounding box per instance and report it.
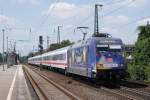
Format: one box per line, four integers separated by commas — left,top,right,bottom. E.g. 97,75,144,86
0,65,38,100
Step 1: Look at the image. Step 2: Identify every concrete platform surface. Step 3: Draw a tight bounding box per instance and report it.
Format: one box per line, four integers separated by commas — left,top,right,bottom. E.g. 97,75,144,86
0,65,39,100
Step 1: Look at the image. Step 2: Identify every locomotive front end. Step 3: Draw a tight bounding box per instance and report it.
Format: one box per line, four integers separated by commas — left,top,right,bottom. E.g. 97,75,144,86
95,38,127,80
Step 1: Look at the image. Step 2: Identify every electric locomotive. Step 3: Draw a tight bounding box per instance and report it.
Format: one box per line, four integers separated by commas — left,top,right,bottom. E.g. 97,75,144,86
67,33,127,80
28,33,127,80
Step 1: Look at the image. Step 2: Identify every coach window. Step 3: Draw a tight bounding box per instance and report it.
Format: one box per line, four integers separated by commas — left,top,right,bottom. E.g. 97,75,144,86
53,55,57,60
46,56,48,60
57,54,60,60
64,53,66,60
48,56,50,60
59,54,65,60
50,56,52,60
62,53,66,60
52,56,54,60
59,54,62,60
59,54,63,60
56,55,59,60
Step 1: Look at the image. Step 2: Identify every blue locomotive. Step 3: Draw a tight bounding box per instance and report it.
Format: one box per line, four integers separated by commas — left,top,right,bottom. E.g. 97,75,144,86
28,33,127,80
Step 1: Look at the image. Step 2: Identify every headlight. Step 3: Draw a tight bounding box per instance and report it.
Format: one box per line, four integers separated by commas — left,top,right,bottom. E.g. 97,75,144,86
112,64,118,67
120,64,124,67
103,64,118,68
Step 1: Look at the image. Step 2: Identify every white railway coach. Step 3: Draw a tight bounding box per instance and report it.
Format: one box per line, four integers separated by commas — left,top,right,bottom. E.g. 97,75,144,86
28,46,69,70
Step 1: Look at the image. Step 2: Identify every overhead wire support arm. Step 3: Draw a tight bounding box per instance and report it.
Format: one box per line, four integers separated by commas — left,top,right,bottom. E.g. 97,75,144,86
77,27,89,40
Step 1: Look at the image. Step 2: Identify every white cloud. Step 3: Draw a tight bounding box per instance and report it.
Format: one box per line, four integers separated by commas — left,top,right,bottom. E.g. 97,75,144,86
114,0,147,8
137,17,150,25
103,15,130,27
16,0,40,5
43,2,92,19
100,27,119,34
0,15,16,26
103,0,147,12
128,0,147,7
99,26,137,44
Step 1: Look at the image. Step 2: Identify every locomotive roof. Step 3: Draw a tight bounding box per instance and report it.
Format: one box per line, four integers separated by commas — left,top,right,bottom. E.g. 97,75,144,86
70,37,123,49
42,46,70,56
28,46,70,59
29,37,123,59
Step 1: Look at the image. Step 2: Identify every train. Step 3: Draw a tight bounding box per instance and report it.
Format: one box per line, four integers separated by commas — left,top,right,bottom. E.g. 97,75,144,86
28,33,127,80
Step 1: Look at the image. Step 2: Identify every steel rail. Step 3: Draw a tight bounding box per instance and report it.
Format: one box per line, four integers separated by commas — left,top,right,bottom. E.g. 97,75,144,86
120,86,150,99
101,87,144,100
25,65,82,100
23,66,49,100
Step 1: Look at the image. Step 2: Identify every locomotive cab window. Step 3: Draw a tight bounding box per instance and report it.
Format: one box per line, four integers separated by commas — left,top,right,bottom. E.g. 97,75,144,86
109,45,122,52
96,44,109,53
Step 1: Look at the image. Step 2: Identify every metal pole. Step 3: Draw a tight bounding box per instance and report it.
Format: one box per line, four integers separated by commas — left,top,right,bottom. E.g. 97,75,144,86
33,45,35,52
6,36,8,68
7,37,8,53
57,26,62,44
94,4,103,36
47,36,50,48
2,29,5,71
57,26,60,44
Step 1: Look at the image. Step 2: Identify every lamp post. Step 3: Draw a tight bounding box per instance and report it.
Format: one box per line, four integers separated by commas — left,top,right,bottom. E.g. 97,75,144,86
2,29,5,71
6,36,9,68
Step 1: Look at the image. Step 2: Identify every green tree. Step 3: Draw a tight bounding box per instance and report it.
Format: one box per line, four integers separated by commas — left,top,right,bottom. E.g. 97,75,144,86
28,52,34,57
137,25,150,41
47,40,74,51
29,40,74,56
60,40,74,47
128,23,150,81
19,56,28,64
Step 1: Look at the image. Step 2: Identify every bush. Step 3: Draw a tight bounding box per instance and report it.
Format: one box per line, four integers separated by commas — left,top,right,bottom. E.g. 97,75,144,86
128,24,150,81
145,64,150,81
128,63,147,81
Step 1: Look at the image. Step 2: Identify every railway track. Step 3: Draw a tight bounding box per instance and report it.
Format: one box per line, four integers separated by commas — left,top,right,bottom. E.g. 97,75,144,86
101,87,143,100
104,87,150,100
26,65,150,100
23,65,82,100
23,66,48,100
120,86,150,99
100,81,150,100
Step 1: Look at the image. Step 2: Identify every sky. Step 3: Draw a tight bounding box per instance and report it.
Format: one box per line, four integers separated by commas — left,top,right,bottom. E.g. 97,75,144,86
0,0,150,56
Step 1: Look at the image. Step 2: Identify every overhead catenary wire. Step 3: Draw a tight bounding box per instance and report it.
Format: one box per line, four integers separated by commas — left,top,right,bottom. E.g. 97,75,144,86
84,0,136,26
115,16,150,29
62,0,137,35
32,0,135,44
29,0,139,46
105,0,125,5
54,0,125,25
34,0,60,34
27,0,60,52
103,0,136,16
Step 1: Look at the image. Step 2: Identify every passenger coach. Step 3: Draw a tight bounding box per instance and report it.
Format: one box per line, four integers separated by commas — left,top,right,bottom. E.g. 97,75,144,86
28,47,68,69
